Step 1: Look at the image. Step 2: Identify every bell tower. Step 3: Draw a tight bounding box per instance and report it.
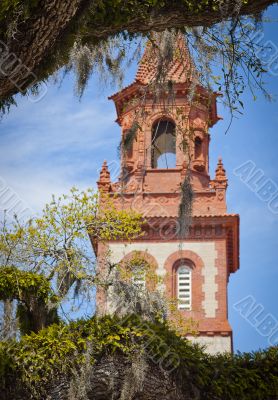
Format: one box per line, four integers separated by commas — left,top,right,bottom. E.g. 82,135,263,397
96,37,239,354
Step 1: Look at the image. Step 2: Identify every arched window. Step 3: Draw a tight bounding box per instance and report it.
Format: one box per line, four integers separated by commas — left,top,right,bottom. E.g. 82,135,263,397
177,264,192,310
194,137,202,160
151,119,176,168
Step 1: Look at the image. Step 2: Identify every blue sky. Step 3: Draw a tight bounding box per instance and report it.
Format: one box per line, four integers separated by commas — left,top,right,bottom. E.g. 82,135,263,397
1,6,278,353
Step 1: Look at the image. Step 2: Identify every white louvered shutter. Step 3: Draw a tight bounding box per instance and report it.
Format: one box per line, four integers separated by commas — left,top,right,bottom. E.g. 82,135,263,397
177,265,192,310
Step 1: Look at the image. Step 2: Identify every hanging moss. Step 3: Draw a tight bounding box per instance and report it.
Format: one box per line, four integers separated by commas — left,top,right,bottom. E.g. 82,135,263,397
118,121,141,181
0,266,59,334
117,121,139,159
179,173,194,238
123,121,140,152
0,0,261,110
0,97,17,118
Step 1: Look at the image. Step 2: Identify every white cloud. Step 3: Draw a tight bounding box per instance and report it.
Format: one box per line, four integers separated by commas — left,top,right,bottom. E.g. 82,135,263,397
0,87,120,212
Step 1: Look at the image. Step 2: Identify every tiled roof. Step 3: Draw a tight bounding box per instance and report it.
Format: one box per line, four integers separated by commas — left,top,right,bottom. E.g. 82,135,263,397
108,82,140,101
109,34,195,102
135,35,193,85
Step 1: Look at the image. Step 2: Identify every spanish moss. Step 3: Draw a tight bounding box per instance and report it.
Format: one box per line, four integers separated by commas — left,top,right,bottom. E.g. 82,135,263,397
178,173,194,239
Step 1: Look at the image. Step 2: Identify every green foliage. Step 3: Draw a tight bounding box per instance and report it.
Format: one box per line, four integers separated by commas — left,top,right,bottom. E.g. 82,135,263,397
202,348,278,399
0,187,142,334
0,0,20,21
0,266,59,335
0,0,39,19
0,0,39,37
0,0,249,33
0,266,56,303
118,252,156,285
0,188,142,311
0,315,201,393
85,0,249,29
0,314,277,399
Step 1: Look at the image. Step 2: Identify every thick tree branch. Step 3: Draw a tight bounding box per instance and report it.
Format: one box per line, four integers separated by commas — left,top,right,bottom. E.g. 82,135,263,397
0,0,276,100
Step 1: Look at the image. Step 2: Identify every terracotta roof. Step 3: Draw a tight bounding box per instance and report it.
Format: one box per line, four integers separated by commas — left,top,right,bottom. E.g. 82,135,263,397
135,34,193,85
194,214,239,218
108,82,140,101
109,34,195,102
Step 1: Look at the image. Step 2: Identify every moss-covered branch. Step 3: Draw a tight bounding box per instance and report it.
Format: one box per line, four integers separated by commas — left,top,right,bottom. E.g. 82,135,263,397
0,0,276,104
0,267,59,334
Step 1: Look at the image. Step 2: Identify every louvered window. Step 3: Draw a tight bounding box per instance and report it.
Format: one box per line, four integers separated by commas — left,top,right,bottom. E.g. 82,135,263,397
177,265,192,310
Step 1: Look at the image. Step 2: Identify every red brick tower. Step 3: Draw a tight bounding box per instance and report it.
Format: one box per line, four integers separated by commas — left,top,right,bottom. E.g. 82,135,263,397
96,38,239,354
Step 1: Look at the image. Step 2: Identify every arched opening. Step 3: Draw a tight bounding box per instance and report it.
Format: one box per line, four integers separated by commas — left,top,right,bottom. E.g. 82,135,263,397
123,129,133,159
194,137,203,160
151,119,176,168
176,264,192,310
120,251,158,292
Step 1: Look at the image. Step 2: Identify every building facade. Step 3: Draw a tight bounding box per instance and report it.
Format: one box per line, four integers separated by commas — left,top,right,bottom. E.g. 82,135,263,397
95,38,239,355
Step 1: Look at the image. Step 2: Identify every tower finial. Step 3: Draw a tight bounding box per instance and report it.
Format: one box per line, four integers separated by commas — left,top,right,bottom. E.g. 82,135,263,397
214,157,228,186
97,160,111,192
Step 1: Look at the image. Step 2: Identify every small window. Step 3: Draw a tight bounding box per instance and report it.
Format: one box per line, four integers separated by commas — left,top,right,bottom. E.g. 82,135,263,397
151,120,176,168
177,265,192,310
194,137,202,159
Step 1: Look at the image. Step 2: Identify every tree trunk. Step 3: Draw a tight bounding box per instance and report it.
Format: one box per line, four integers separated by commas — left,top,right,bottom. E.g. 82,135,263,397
2,353,194,400
0,0,276,100
0,0,85,99
44,353,190,400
